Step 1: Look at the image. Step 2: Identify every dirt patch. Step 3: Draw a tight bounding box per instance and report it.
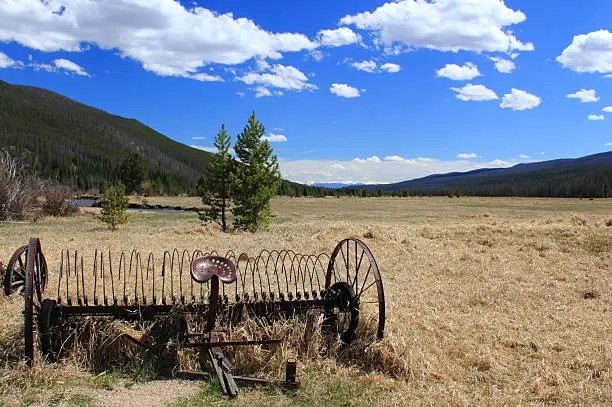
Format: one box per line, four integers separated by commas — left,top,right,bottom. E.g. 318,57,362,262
89,380,200,407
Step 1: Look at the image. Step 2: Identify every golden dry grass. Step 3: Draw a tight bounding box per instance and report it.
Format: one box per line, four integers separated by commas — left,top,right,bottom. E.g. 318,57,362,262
1,196,610,406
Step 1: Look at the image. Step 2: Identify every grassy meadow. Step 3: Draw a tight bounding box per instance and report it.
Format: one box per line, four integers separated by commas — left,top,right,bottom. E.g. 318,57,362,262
0,196,610,406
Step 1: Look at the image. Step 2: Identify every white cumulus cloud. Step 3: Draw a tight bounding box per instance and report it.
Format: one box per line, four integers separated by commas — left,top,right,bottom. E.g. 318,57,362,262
451,84,498,101
588,114,605,121
380,63,401,73
557,30,612,73
0,52,21,68
567,89,599,103
437,62,481,80
316,27,361,47
53,58,89,76
339,0,534,54
457,153,480,159
500,89,542,110
239,64,316,94
0,0,319,80
384,155,406,161
330,83,361,98
490,56,516,73
261,133,288,142
519,154,530,159
351,60,377,73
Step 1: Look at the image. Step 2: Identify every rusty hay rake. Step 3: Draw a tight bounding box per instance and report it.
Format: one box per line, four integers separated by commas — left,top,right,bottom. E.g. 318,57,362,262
3,237,385,397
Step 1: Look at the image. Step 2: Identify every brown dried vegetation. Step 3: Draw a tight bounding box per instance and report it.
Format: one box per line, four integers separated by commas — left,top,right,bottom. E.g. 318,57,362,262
0,196,610,406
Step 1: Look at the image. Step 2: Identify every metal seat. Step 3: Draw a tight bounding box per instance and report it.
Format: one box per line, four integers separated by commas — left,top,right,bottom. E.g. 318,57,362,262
190,256,237,284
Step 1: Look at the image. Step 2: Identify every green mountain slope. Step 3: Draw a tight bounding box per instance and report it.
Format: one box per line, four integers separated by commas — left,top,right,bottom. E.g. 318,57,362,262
0,80,213,194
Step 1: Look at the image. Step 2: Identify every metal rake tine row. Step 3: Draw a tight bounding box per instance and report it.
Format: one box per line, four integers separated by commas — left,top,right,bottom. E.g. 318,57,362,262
53,247,331,306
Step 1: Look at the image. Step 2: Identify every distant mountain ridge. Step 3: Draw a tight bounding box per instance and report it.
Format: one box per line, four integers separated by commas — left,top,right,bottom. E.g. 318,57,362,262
360,151,612,197
0,79,213,194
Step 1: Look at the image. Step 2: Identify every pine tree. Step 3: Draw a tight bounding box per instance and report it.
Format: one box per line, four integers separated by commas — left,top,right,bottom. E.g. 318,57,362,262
230,112,281,232
120,152,145,194
199,124,233,232
99,183,129,230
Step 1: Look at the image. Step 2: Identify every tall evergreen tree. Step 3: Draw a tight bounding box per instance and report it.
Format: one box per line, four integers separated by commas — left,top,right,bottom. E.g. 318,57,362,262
230,112,281,232
199,124,233,232
120,152,145,194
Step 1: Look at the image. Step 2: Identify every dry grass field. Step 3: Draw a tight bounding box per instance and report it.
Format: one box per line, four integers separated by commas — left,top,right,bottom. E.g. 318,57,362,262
0,196,610,406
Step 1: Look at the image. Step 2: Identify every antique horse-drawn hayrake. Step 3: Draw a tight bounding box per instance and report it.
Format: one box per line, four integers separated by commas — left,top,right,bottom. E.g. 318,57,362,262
3,237,385,396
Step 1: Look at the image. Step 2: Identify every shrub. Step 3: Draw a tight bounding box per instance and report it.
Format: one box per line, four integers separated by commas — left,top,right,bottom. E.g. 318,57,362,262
0,149,37,221
41,185,78,217
99,183,129,230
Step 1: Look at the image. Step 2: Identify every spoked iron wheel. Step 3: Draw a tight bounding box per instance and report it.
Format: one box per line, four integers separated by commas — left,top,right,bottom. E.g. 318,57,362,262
325,238,385,343
3,245,28,296
24,238,48,366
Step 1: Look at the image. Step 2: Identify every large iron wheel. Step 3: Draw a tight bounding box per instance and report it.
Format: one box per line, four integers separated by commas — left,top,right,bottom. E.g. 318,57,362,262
24,238,47,366
325,238,385,342
3,245,28,296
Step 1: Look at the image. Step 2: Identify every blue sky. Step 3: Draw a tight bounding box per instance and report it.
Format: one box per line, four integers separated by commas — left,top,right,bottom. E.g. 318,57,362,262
0,0,611,184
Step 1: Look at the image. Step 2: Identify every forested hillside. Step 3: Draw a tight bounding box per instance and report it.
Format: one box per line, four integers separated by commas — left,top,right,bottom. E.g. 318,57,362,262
0,80,212,194
361,152,612,198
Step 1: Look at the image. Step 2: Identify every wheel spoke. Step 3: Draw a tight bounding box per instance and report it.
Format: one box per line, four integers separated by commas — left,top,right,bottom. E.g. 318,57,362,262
358,280,376,299
351,249,365,294
340,244,348,283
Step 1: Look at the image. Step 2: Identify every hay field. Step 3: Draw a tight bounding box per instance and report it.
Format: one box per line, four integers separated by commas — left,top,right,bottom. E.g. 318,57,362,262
1,196,610,406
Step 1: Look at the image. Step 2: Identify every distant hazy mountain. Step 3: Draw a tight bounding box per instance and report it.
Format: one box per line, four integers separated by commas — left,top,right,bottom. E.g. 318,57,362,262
311,183,365,189
359,151,612,197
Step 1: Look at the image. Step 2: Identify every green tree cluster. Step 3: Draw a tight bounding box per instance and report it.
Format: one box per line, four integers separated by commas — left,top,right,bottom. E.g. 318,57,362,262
99,183,129,230
199,125,233,232
200,112,281,232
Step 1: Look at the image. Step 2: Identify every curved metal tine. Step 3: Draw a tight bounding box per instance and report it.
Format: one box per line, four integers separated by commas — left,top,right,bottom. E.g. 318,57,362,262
277,251,292,298
171,248,180,304
274,250,284,296
236,253,249,299
254,250,270,299
65,249,70,304
191,249,205,300
297,254,308,297
118,251,128,304
300,255,310,295
74,250,80,305
92,250,98,305
224,250,238,300
315,254,330,292
108,251,116,305
180,250,191,304
293,254,305,297
264,250,281,298
304,255,318,294
100,250,106,305
78,253,85,304
161,251,171,304
147,253,155,304
57,250,63,302
288,252,302,298
135,251,144,304
127,249,139,305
